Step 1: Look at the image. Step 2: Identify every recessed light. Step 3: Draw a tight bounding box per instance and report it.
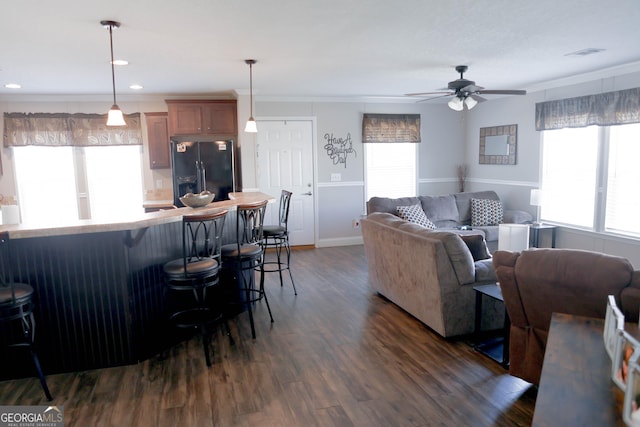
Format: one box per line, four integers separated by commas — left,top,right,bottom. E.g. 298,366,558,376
565,48,606,57
130,84,143,90
111,59,129,66
4,83,21,89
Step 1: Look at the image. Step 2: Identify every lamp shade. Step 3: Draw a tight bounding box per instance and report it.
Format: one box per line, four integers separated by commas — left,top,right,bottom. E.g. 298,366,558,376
107,104,126,126
530,189,542,206
498,223,530,252
448,97,464,111
464,96,478,110
244,118,257,133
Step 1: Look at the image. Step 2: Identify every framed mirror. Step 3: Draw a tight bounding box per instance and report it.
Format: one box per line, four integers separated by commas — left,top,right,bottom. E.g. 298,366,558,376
479,124,517,165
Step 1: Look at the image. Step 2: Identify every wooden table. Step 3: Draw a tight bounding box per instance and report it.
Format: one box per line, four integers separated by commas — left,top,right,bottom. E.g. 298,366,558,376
532,313,625,426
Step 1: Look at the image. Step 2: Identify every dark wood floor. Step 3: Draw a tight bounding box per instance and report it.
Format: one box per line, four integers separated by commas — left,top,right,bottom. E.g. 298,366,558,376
0,245,536,426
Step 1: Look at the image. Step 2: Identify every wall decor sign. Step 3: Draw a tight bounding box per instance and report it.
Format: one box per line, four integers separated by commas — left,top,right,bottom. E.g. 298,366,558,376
323,132,356,168
479,124,517,165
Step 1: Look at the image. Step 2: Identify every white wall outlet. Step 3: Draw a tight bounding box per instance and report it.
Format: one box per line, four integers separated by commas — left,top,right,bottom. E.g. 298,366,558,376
156,179,163,189
331,173,341,182
352,218,361,229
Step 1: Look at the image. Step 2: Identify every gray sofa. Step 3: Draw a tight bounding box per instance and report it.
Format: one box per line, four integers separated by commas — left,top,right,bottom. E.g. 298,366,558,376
361,212,504,337
367,190,532,253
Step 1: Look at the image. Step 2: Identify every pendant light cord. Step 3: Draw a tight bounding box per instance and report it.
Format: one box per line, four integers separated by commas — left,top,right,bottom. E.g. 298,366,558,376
249,61,253,118
108,23,117,106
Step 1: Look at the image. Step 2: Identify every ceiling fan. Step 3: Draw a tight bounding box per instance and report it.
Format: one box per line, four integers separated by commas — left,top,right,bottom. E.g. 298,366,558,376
406,65,527,111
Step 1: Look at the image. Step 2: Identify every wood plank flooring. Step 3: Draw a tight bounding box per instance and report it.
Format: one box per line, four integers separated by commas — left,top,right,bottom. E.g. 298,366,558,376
0,245,536,426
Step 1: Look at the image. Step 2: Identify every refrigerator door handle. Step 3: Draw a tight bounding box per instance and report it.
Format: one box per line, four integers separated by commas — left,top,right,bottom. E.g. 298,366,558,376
199,161,206,192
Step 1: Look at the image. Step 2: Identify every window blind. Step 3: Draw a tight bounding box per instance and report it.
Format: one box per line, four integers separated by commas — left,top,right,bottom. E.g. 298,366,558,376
362,113,421,143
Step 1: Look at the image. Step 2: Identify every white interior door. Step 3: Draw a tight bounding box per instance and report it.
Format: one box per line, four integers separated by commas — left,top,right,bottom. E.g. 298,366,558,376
257,119,315,246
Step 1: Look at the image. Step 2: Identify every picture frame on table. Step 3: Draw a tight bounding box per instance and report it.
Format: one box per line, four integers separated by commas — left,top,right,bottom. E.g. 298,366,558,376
604,295,625,358
623,361,640,426
612,330,640,391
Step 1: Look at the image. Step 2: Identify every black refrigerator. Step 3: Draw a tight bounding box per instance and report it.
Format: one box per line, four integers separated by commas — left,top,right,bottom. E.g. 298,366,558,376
170,137,236,206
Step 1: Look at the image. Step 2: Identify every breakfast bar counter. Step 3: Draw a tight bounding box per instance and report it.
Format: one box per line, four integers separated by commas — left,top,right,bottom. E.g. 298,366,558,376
0,192,272,379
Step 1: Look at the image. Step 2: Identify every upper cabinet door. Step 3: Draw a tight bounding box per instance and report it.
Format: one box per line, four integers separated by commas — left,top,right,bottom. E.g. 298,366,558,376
166,100,237,136
145,112,170,169
201,103,237,135
168,104,202,135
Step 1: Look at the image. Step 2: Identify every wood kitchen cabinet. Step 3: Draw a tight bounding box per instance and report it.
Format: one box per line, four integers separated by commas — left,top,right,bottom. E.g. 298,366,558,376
145,112,170,169
166,100,237,136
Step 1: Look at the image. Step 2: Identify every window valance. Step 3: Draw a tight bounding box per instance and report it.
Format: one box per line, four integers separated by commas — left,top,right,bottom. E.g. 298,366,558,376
362,113,421,143
3,112,142,147
535,87,640,131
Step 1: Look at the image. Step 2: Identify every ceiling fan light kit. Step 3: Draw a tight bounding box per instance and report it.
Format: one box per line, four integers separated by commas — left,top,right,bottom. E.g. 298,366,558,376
407,65,527,111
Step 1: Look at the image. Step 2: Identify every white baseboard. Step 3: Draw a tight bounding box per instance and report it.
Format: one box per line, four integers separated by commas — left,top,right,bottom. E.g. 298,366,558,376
316,236,364,248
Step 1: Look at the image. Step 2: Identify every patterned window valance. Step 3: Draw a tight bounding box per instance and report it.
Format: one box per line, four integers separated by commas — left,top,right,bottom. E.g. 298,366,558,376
362,113,421,143
535,87,640,131
3,112,142,147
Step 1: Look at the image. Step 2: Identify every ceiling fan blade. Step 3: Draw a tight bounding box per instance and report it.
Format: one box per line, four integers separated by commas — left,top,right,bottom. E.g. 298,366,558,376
477,89,527,95
415,93,455,103
470,94,487,103
405,91,452,97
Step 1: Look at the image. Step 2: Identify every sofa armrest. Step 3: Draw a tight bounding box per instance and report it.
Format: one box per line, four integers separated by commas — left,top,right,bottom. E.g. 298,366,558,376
503,209,533,224
621,271,640,322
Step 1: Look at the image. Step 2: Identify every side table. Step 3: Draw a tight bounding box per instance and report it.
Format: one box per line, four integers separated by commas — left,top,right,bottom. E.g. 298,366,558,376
530,223,557,248
473,283,510,367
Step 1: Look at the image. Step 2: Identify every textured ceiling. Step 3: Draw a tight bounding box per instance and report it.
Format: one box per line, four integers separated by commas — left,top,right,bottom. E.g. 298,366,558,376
1,0,639,101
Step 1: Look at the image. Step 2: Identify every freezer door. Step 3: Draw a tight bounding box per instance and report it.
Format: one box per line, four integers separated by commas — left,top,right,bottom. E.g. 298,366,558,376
171,140,200,205
198,140,235,201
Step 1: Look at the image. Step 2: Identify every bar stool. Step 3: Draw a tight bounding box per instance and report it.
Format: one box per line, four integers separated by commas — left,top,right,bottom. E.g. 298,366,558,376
221,200,273,339
0,232,52,400
260,190,297,295
163,209,230,367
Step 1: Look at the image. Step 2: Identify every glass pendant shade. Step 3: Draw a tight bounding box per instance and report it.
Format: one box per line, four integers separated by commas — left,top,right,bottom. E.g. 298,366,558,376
244,117,257,133
464,96,478,110
107,105,126,126
448,97,464,111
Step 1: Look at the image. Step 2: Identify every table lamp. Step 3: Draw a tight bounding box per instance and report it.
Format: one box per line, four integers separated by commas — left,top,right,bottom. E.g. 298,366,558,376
530,189,542,225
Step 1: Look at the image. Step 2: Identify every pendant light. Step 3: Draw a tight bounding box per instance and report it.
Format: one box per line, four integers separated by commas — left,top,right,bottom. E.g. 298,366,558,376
101,20,126,127
244,59,258,133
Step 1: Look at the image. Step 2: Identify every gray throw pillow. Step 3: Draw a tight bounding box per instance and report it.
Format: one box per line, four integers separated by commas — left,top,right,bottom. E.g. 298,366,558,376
460,234,492,261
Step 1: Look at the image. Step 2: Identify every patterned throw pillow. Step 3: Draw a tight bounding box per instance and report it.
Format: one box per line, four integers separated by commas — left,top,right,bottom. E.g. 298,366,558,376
470,198,503,226
396,204,436,230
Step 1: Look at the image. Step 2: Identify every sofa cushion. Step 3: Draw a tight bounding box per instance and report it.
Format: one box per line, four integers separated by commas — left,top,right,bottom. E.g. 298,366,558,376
475,259,498,282
471,198,504,226
419,195,460,228
396,204,436,229
426,231,476,285
460,234,491,261
367,196,420,215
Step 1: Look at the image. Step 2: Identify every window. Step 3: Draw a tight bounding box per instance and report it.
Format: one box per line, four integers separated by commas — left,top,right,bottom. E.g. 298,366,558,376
365,143,417,200
14,146,79,224
14,145,144,223
541,123,640,237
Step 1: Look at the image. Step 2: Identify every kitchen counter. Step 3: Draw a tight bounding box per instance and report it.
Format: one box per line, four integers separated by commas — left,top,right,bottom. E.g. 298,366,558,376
0,191,273,378
1,192,272,239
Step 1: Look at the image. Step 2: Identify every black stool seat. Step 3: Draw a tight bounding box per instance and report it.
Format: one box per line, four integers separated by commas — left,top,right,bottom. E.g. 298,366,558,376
163,258,219,280
221,243,262,259
0,283,33,304
262,225,286,236
163,209,230,367
0,232,52,401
